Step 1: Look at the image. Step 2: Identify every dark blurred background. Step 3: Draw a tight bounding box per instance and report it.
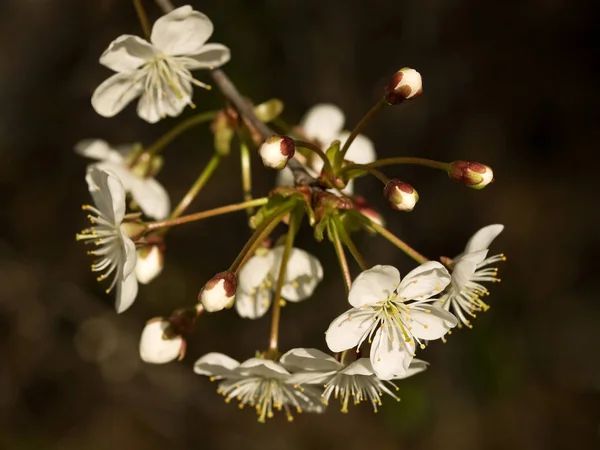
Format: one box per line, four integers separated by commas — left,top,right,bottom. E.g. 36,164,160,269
1,0,599,449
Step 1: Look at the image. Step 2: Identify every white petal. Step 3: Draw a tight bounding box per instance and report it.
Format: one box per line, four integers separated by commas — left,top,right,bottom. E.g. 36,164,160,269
275,167,295,187
450,257,479,291
300,104,345,145
348,265,400,308
129,177,171,220
287,370,335,386
325,307,376,353
93,161,138,196
115,272,138,313
139,320,183,364
370,327,415,380
75,139,123,163
177,44,231,70
392,358,429,380
85,167,126,224
135,246,164,284
338,131,377,164
271,247,323,302
407,305,458,340
151,6,214,55
238,251,275,292
194,352,240,378
91,72,143,118
341,358,375,376
397,261,450,301
122,236,137,279
464,224,504,254
234,289,271,319
280,348,341,372
99,35,158,72
238,358,290,379
136,80,192,123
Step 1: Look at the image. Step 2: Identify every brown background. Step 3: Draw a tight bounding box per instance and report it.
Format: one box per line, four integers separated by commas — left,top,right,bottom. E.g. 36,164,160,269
0,0,598,449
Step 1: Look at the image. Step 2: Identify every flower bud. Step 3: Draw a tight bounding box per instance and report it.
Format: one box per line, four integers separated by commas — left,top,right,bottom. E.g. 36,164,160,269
135,245,164,284
448,161,494,189
384,68,423,105
199,271,237,312
258,136,295,170
139,319,184,364
383,179,419,212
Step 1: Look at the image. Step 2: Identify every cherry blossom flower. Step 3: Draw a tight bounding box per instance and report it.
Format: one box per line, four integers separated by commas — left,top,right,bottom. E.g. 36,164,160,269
91,5,231,123
76,167,139,313
194,353,324,422
325,263,457,379
276,104,376,194
76,139,170,219
439,224,505,328
235,247,323,319
135,245,164,284
282,348,428,412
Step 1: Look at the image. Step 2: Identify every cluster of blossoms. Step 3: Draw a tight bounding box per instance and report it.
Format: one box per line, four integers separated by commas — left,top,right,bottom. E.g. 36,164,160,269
76,3,505,421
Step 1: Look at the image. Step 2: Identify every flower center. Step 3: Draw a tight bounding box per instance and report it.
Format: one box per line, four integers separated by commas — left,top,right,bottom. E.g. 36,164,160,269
76,204,123,294
323,373,400,413
216,377,304,423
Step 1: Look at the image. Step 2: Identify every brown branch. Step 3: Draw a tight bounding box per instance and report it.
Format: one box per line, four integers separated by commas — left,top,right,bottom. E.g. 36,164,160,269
154,0,317,185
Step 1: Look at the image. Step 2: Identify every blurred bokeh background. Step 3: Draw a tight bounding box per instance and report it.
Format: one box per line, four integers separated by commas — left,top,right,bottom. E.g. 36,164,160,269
1,0,598,448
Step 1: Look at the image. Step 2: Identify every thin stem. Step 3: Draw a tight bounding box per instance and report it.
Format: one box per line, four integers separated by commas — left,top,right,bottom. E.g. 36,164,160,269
133,0,152,39
340,99,386,158
367,220,429,265
145,197,268,231
145,111,217,155
269,212,297,352
341,158,450,180
333,217,368,271
341,163,390,185
329,221,352,294
229,202,294,274
238,136,254,214
154,0,174,13
166,154,221,220
295,140,335,176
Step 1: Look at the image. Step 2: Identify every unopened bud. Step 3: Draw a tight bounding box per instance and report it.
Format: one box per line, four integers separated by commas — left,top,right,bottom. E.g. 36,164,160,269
448,161,494,189
139,319,184,364
135,245,164,284
383,179,419,212
258,135,295,170
199,271,237,312
384,68,423,105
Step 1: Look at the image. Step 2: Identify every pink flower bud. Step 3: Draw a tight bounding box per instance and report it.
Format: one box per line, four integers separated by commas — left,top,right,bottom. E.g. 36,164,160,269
258,135,295,169
448,161,494,189
384,68,423,105
383,179,419,212
199,271,238,312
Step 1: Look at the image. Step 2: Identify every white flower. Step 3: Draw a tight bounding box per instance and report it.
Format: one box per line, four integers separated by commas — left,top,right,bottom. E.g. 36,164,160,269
76,167,139,313
325,263,457,380
194,353,324,422
199,271,237,312
139,319,184,364
258,135,295,169
235,246,323,319
75,139,170,219
282,348,428,413
439,224,506,328
276,104,376,195
135,245,164,284
91,6,231,123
